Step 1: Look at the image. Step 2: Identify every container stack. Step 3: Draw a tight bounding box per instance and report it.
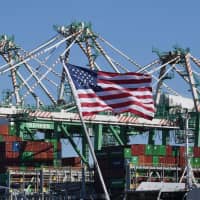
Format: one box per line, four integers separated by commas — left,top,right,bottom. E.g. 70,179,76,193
0,122,63,172
94,144,200,194
94,146,128,194
131,144,177,167
0,141,58,172
62,157,82,167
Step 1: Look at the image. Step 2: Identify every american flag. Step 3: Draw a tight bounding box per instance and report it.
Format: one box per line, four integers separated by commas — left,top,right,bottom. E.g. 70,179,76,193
67,63,155,120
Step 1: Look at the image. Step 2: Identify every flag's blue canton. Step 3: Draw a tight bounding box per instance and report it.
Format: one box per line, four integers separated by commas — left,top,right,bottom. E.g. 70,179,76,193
67,64,102,91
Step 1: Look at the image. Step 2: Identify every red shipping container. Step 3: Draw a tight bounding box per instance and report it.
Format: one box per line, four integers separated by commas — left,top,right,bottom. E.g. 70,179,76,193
165,156,176,166
194,147,200,157
139,155,152,166
62,157,82,167
159,156,166,165
179,157,186,167
131,144,145,156
1,135,22,142
0,125,9,135
23,141,54,153
34,151,54,161
179,146,185,158
166,145,172,156
0,142,14,152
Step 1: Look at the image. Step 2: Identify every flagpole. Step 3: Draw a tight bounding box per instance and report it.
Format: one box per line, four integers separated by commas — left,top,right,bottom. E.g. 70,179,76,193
61,58,110,200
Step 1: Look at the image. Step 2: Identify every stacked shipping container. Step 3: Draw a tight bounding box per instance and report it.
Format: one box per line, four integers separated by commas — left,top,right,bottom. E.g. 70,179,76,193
94,144,200,194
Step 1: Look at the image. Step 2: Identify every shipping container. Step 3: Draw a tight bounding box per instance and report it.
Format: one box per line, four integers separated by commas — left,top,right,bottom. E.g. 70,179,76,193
193,147,200,157
109,157,124,169
0,125,9,135
61,157,81,167
124,148,132,158
153,145,166,156
192,157,200,168
179,146,193,157
131,144,145,156
166,145,172,156
139,155,152,166
152,156,159,167
109,178,125,189
130,156,139,166
145,145,153,155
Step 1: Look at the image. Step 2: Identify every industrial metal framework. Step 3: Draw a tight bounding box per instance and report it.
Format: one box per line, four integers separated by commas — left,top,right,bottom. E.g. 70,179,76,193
0,21,200,198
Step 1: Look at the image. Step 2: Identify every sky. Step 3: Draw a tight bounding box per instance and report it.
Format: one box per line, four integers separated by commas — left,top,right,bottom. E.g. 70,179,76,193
1,1,200,156
1,0,200,64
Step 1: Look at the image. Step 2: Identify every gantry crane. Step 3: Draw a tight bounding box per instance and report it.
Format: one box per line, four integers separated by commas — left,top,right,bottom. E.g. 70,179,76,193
0,22,200,167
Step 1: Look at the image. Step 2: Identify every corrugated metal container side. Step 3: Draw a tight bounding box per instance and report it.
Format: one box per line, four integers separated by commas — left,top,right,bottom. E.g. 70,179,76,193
131,144,145,156
22,141,54,152
109,157,124,169
159,156,177,166
61,157,81,167
20,152,34,161
109,168,125,178
130,156,139,165
0,135,22,142
193,147,200,157
152,156,159,166
0,125,9,135
145,145,153,155
109,178,125,189
172,146,179,157
153,145,166,156
106,145,130,158
179,146,193,157
138,155,152,166
192,158,200,168
159,156,166,165
124,148,132,158
34,152,54,160
166,145,172,156
95,149,108,159
165,156,176,166
94,178,109,193
96,157,109,169
179,157,186,167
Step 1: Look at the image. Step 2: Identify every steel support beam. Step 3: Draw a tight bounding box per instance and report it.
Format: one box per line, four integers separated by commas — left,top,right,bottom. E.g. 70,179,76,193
94,124,103,150
162,129,170,145
60,124,88,164
109,125,124,146
195,113,200,147
148,129,155,145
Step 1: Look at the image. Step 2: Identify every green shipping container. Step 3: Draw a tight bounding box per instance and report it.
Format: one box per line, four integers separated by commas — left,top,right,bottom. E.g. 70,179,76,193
0,135,3,141
172,146,179,157
9,125,16,136
110,178,125,189
20,152,33,161
124,148,132,158
189,147,193,155
145,145,153,155
109,150,123,158
192,158,200,168
95,150,108,157
153,145,166,156
152,156,159,166
45,139,58,151
0,173,8,185
130,156,138,165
